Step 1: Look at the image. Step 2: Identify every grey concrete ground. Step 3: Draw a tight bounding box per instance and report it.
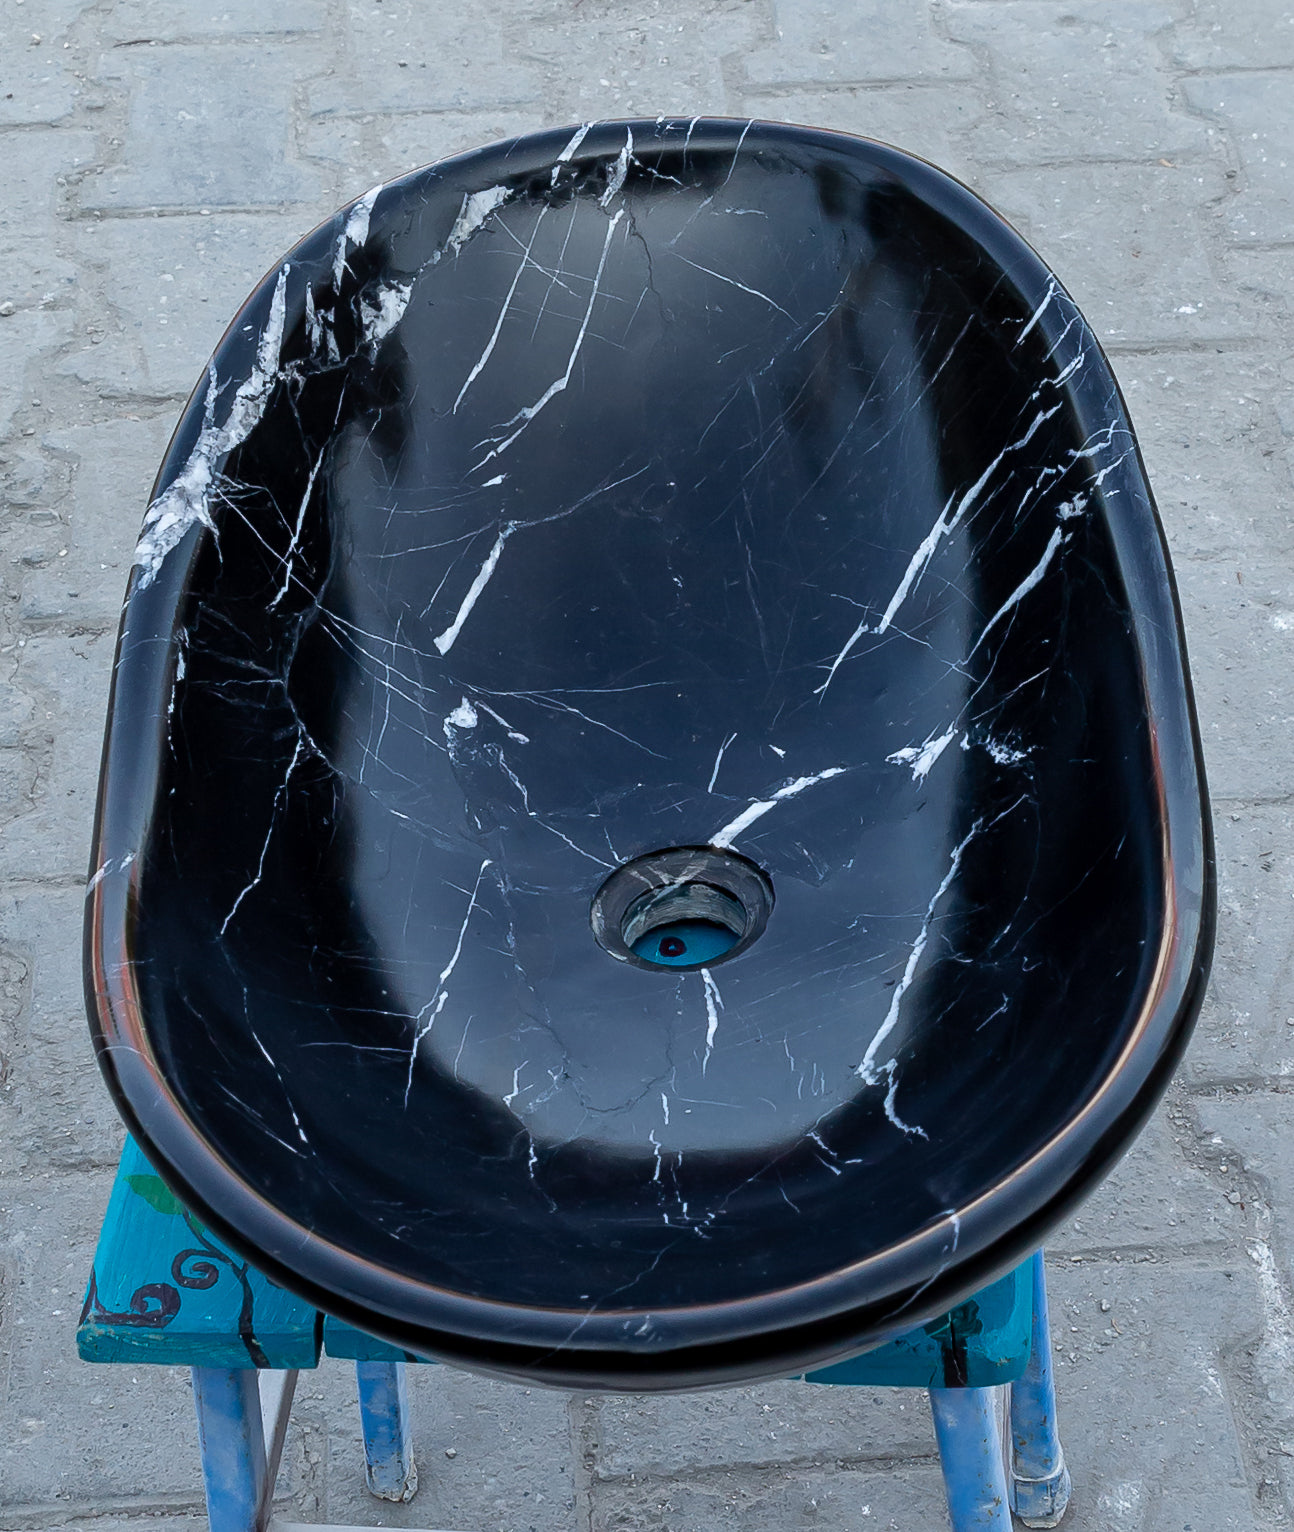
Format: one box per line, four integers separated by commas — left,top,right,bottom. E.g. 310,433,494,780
0,0,1292,1528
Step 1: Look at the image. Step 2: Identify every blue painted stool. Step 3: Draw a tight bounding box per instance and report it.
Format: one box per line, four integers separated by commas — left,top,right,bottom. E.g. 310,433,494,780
79,1140,1070,1531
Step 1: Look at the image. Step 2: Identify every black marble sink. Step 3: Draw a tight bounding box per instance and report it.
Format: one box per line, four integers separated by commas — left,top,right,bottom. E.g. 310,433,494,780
86,119,1213,1389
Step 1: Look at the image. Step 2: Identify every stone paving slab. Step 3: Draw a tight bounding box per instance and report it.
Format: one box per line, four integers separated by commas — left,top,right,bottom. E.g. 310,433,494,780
743,0,973,87
295,1363,578,1532
515,0,759,122
1167,1095,1294,1514
0,631,115,883
302,110,554,194
588,1462,953,1532
945,0,1207,168
980,160,1266,345
0,130,96,299
1182,72,1294,245
58,213,312,400
2,0,1293,1528
1190,807,1294,1087
87,43,326,213
29,414,173,629
0,884,124,1180
98,0,329,44
1049,1099,1246,1254
0,1171,196,1510
3,1514,206,1532
589,1382,935,1480
0,312,76,442
1172,555,1294,803
1169,0,1294,69
1198,1091,1294,1271
307,1,542,120
0,10,87,129
1117,351,1294,563
1046,1259,1269,1529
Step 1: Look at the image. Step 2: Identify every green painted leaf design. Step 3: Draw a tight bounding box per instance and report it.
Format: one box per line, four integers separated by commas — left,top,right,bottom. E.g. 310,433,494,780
125,1173,185,1218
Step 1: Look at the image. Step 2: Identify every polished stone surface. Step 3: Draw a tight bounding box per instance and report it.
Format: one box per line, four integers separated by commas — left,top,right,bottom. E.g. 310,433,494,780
85,119,1211,1388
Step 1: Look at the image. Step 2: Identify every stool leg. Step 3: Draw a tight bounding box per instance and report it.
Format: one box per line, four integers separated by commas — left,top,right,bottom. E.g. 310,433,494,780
191,1368,270,1532
356,1360,418,1502
929,1386,1012,1531
1008,1251,1072,1526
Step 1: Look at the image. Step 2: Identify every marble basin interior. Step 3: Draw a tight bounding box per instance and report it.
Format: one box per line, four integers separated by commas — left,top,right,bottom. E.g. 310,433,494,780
86,120,1213,1389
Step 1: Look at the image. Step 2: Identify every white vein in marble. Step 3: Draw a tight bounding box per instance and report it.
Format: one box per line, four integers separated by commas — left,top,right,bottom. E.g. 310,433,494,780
710,767,847,848
134,266,289,588
887,726,959,782
333,182,382,287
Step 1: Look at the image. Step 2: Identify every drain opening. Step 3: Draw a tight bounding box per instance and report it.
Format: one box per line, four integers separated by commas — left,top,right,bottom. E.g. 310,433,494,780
623,883,746,968
591,847,774,972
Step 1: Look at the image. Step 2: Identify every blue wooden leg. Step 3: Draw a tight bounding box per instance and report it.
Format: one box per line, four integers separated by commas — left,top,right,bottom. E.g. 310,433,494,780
1008,1251,1072,1527
192,1368,270,1532
929,1386,1012,1531
356,1360,418,1502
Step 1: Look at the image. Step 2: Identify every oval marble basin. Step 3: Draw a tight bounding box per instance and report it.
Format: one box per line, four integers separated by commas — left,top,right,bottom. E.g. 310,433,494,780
86,119,1213,1390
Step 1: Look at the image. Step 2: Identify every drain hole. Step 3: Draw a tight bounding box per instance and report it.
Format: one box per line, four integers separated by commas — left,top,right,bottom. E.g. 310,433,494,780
623,883,746,969
590,847,773,972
